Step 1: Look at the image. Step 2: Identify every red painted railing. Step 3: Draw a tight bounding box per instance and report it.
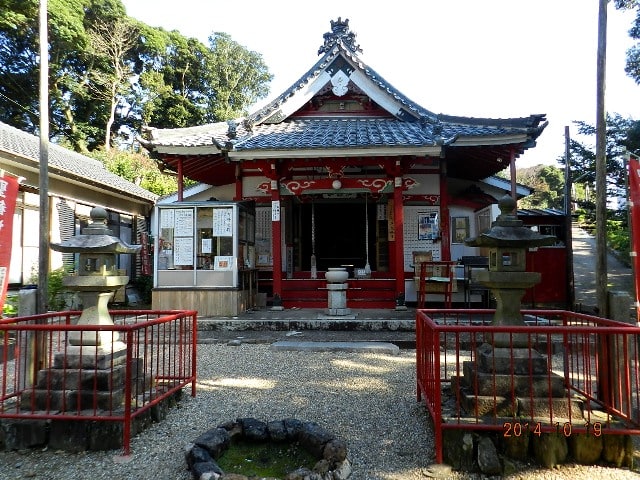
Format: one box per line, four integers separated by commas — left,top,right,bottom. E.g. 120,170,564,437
0,310,197,454
416,309,640,463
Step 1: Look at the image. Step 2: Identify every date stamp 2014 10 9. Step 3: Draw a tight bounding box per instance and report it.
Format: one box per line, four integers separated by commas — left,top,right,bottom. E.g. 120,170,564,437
503,421,602,438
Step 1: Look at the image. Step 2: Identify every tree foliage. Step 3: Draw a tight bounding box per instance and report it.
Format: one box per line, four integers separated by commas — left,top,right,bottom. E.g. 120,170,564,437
616,0,640,83
516,165,565,210
559,113,640,211
0,0,273,152
88,149,180,196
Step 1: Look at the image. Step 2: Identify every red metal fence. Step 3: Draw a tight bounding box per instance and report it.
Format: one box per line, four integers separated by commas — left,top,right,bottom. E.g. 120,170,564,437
0,310,197,454
416,309,640,463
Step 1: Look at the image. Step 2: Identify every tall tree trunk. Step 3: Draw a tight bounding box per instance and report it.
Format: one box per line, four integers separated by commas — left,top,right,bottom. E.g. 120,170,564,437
104,82,118,152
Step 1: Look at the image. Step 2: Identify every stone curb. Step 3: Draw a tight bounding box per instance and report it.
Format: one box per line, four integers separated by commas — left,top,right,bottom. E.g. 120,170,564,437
269,341,400,355
185,417,351,480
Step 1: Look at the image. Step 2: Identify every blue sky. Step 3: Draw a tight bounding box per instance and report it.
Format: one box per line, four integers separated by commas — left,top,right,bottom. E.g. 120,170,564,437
122,0,640,168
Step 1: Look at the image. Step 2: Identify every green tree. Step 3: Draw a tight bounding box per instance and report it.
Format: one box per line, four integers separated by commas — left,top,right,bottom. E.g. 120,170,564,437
87,16,138,151
560,112,640,258
560,113,639,209
615,0,640,82
516,165,565,210
129,29,273,129
0,1,273,152
206,32,272,121
0,0,129,151
88,149,179,196
0,0,40,130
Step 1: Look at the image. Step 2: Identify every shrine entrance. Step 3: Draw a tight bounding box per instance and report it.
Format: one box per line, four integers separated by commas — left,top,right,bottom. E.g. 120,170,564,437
291,197,382,274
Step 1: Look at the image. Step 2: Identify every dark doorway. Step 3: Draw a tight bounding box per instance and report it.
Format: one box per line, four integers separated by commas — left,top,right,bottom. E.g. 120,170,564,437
297,199,377,272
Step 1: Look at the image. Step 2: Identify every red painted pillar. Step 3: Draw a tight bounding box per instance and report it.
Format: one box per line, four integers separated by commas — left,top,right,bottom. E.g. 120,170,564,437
393,176,406,308
177,159,184,202
440,160,451,261
270,180,283,308
509,147,517,209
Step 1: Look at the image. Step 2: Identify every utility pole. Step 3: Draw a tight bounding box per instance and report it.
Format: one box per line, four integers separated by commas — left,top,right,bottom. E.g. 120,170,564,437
595,0,608,316
37,0,49,314
564,126,575,310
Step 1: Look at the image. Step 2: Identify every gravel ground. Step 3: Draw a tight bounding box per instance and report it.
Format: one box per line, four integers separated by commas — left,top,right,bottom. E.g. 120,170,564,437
1,344,639,480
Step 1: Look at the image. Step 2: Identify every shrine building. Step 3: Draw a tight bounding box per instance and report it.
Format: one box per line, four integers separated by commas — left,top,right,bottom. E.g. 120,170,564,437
140,18,551,315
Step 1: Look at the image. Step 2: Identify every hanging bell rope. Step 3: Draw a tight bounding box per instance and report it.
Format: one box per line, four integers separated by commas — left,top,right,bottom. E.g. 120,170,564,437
364,192,371,276
311,197,317,279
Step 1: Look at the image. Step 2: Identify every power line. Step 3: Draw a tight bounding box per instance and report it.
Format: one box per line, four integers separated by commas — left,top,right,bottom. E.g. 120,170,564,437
0,90,61,134
0,91,39,118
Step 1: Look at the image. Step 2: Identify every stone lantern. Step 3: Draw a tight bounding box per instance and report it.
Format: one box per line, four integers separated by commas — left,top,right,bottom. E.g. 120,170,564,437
465,195,556,347
50,207,141,349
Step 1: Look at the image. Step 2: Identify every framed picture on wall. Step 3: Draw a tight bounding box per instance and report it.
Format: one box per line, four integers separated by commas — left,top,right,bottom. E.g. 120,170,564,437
452,216,470,244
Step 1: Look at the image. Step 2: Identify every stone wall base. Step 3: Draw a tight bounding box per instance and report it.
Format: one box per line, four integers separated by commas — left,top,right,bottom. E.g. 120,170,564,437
442,429,635,475
0,389,183,452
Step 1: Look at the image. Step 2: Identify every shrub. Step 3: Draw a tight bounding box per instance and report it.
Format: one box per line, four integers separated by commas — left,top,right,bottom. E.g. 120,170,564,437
1,294,18,318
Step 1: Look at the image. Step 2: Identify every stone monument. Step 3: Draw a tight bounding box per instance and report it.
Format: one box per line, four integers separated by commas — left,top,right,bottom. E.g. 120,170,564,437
454,195,581,422
20,207,143,413
465,195,556,347
50,206,141,349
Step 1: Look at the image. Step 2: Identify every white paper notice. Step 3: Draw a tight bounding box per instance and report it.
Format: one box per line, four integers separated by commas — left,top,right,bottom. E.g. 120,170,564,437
174,209,194,236
201,238,212,254
173,237,193,265
272,200,280,221
214,255,234,271
213,208,233,237
160,209,175,229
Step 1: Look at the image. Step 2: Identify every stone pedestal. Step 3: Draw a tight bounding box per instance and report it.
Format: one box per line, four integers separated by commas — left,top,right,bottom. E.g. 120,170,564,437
70,291,121,346
452,343,584,420
20,347,149,412
474,270,541,347
326,283,351,316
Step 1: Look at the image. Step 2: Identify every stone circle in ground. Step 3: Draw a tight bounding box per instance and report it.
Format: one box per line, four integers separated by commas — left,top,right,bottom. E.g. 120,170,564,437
185,417,352,480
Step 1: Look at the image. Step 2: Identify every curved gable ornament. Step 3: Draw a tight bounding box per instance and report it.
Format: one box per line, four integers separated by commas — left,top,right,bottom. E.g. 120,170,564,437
331,70,350,96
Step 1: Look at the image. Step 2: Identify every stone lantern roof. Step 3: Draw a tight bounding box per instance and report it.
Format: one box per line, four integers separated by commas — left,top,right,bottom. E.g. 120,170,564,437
50,207,141,254
466,195,557,248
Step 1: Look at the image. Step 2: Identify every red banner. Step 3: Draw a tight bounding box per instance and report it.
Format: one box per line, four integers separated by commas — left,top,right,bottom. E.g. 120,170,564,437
628,155,640,323
0,175,20,313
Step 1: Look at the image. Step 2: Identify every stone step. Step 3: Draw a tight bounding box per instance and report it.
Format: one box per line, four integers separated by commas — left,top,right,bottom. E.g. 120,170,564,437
198,317,416,332
477,344,549,375
20,388,125,412
454,389,584,420
270,341,400,355
35,359,149,392
53,347,128,369
456,362,566,397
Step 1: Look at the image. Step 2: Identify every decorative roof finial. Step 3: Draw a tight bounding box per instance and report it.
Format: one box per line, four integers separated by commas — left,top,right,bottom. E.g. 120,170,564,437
226,120,237,140
318,17,362,55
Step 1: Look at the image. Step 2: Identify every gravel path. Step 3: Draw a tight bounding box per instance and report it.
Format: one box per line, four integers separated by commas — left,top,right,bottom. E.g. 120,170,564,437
1,344,639,480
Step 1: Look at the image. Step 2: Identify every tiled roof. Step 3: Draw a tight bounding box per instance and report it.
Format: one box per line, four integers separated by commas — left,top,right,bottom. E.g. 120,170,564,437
140,18,546,162
146,115,545,152
248,40,439,126
0,122,158,202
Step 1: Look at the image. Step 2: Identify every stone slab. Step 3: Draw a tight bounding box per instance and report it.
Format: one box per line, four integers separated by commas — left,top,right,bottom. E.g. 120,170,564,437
461,361,566,397
454,389,583,420
21,388,125,411
477,344,548,375
319,313,355,319
270,341,400,355
54,345,128,369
